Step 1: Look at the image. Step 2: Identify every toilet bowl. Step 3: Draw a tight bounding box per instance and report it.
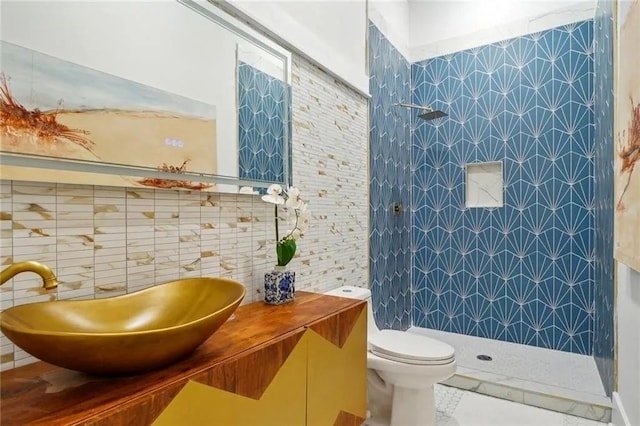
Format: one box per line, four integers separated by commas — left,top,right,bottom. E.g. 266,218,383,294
324,286,456,426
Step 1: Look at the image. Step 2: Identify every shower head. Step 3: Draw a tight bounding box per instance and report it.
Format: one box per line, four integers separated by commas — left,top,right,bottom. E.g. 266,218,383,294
419,110,448,121
394,102,448,121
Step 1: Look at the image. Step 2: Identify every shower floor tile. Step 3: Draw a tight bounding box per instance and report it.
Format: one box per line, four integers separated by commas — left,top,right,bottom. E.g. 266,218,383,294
410,327,606,396
410,327,611,421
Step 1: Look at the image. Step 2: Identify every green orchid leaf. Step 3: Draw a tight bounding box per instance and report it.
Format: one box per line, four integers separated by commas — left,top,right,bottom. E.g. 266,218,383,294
276,239,297,266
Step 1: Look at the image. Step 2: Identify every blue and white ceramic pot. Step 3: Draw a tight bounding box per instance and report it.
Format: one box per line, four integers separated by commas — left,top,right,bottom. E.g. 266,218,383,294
264,266,295,305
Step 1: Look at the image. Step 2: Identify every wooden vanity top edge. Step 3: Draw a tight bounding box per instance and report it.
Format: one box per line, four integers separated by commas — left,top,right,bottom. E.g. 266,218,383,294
0,291,364,426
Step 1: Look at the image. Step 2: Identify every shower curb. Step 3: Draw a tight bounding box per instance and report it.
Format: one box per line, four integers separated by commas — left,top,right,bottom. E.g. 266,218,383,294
443,372,612,423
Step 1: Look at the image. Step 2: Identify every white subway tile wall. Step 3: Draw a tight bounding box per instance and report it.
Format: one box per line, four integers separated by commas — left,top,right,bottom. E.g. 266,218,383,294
0,56,368,370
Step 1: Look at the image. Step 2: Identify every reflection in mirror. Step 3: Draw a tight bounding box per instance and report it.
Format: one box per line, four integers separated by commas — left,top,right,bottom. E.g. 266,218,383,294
237,44,289,185
0,0,291,192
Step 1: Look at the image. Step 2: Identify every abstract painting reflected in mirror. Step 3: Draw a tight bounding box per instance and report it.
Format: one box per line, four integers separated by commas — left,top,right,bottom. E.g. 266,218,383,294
1,41,216,190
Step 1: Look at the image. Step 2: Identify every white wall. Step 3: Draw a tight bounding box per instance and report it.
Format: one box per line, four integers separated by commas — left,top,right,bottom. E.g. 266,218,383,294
368,0,411,60
613,263,640,426
219,0,598,94
408,0,596,61
225,0,369,96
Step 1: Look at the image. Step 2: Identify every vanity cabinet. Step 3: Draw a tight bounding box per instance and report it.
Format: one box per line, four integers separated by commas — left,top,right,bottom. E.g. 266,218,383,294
307,304,367,426
0,292,366,426
153,329,308,426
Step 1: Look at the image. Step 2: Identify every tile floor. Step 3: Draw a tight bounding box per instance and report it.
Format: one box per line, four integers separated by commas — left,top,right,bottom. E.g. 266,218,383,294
411,328,606,397
435,384,608,426
410,326,612,421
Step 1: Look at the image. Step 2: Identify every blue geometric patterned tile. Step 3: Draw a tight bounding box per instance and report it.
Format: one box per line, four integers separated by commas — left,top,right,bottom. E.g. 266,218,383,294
237,62,286,183
520,303,540,346
411,20,596,355
369,22,412,330
370,14,610,362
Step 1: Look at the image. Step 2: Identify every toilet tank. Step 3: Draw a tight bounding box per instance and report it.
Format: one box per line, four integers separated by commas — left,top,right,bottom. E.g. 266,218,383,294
324,286,379,335
324,286,371,300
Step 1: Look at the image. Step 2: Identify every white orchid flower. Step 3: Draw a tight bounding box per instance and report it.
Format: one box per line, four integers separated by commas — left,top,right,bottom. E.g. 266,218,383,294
285,186,304,209
262,184,310,267
266,184,283,195
262,194,285,205
262,184,285,205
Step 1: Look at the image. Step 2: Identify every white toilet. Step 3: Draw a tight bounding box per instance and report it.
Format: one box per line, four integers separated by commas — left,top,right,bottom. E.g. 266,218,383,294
324,286,456,426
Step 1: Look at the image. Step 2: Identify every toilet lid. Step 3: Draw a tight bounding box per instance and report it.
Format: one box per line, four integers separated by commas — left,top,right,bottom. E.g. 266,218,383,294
369,330,455,364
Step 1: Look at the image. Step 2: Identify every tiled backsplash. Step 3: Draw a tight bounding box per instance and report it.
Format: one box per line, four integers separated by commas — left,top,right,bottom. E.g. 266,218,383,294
0,182,272,305
0,55,368,370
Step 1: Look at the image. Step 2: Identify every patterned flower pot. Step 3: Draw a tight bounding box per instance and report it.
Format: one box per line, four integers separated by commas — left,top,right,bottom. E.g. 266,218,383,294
264,266,295,305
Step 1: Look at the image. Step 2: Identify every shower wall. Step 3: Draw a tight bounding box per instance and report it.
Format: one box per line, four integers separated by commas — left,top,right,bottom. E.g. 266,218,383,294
368,22,412,330
237,62,287,184
593,0,615,395
411,21,595,354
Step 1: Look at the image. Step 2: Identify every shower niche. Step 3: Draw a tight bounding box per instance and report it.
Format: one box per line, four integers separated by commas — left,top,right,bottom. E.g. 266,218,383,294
465,161,504,208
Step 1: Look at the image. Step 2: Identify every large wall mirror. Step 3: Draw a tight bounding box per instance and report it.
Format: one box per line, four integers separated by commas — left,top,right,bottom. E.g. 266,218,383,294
0,0,291,192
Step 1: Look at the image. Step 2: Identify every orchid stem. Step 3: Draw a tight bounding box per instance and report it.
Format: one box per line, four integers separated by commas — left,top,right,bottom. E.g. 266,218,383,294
274,204,279,242
292,210,300,235
282,210,301,241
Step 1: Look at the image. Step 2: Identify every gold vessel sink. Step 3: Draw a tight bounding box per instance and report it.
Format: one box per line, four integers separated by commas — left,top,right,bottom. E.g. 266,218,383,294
0,277,245,375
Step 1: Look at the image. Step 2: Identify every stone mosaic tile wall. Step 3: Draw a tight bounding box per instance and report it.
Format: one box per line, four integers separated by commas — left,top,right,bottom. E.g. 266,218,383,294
288,57,369,291
0,55,368,371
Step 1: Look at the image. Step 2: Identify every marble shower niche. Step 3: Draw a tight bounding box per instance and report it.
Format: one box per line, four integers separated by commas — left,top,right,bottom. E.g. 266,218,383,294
465,162,504,209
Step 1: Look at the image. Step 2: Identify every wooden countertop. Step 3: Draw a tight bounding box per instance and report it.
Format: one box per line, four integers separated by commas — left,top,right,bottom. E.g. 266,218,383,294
0,291,362,425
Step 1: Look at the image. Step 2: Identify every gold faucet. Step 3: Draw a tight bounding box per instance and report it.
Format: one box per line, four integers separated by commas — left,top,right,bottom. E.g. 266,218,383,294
0,261,58,290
